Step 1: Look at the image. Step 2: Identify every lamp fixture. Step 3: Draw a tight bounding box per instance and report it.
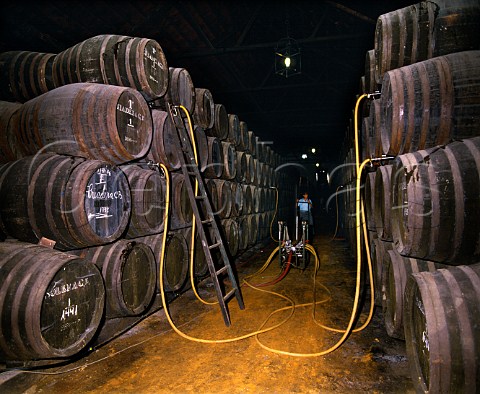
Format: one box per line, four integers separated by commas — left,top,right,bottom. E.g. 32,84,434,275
274,6,301,78
275,37,301,78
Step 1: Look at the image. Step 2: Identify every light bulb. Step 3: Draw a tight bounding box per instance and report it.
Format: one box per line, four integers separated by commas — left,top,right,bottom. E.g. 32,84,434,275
284,57,291,68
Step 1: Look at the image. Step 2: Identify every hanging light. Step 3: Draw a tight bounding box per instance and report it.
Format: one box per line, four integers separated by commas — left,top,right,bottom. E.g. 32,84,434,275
274,6,301,78
275,37,301,78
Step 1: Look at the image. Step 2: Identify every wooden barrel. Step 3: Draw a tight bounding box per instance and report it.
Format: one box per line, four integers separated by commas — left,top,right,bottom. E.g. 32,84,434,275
193,88,215,129
257,212,266,241
238,121,249,152
361,116,370,161
226,113,241,145
205,178,219,217
170,172,193,228
78,239,156,318
155,67,196,113
255,160,264,187
250,185,260,214
371,238,393,307
404,263,480,393
380,50,480,155
382,248,447,340
244,153,255,184
220,141,237,180
191,123,209,172
433,4,480,57
212,179,232,219
247,130,256,155
242,184,253,215
147,109,181,171
364,49,378,94
0,154,131,250
203,136,223,178
183,226,209,278
373,164,392,241
230,181,244,217
207,103,229,140
237,216,250,251
364,171,376,231
264,146,272,166
391,137,480,264
162,231,189,292
52,34,169,101
0,241,105,361
234,150,247,183
136,232,189,293
247,213,259,246
374,2,438,84
368,98,382,158
255,137,266,162
263,165,272,188
0,101,24,162
221,218,240,257
15,82,153,164
0,51,56,103
120,165,166,238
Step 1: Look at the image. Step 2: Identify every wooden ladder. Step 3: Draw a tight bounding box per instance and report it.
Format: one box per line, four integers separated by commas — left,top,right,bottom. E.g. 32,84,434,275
166,104,245,326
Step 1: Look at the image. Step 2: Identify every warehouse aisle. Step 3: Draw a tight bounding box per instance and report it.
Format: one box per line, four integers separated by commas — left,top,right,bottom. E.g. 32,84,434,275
0,235,414,393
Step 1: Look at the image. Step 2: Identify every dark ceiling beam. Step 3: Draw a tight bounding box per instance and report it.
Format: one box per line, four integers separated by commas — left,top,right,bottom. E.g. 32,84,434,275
324,1,376,24
216,80,350,94
235,1,265,46
307,3,329,39
176,1,215,50
179,1,273,129
173,33,370,59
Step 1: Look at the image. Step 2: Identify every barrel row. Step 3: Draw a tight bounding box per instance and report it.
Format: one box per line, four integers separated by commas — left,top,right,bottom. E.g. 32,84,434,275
370,1,480,90
0,34,169,102
369,234,480,393
343,4,480,390
0,42,281,169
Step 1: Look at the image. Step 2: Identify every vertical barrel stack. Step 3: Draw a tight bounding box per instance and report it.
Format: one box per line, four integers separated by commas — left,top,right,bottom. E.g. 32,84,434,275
339,1,480,392
0,32,294,366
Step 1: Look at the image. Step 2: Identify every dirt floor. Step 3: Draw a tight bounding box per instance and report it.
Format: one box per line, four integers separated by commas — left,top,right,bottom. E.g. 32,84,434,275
0,233,415,393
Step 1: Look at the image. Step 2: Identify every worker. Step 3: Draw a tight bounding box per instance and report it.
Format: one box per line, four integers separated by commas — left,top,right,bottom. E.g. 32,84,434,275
297,191,314,240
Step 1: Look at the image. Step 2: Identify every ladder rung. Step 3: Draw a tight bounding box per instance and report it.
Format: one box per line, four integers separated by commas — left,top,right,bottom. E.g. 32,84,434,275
201,218,213,224
216,266,228,275
187,170,197,176
209,242,222,250
223,289,236,302
195,195,206,200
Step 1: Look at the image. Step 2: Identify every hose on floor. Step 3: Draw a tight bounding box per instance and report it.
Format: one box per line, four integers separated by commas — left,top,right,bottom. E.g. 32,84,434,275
160,98,376,356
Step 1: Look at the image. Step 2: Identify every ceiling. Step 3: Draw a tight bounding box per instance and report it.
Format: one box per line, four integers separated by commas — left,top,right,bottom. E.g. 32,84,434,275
1,0,414,167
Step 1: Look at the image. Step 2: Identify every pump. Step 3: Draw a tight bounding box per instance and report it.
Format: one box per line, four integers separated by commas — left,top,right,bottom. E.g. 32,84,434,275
277,220,310,270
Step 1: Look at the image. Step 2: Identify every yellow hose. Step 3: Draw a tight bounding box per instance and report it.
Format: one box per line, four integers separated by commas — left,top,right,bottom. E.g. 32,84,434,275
157,123,297,344
159,95,376,356
269,186,279,242
330,185,342,241
176,105,218,306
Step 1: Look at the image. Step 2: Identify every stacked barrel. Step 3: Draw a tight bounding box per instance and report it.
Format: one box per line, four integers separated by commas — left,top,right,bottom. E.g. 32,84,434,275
348,1,480,392
0,34,288,366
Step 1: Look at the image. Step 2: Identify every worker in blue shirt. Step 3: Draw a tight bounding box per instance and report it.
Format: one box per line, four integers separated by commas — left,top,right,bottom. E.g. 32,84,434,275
297,191,313,240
